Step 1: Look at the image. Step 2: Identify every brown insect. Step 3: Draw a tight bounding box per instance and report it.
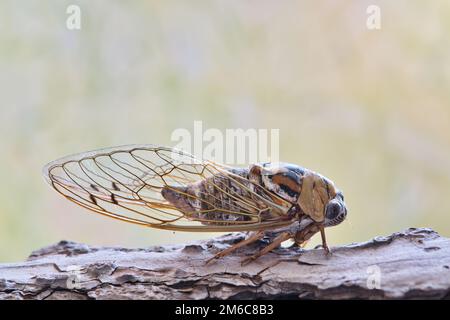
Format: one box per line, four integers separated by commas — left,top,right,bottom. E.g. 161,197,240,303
43,145,347,264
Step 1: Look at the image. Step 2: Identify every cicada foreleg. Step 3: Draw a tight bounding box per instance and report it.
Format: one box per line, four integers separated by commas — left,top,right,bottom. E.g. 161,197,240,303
319,224,331,255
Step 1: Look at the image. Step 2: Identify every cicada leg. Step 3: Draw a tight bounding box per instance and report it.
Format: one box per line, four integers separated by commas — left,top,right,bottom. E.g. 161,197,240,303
205,230,265,265
319,225,331,255
240,231,293,266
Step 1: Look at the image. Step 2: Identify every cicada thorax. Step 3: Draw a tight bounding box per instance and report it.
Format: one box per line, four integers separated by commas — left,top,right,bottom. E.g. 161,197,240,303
249,162,337,223
248,163,303,204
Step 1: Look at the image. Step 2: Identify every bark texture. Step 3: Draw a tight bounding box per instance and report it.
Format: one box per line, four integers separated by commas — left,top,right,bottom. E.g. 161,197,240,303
1,228,449,299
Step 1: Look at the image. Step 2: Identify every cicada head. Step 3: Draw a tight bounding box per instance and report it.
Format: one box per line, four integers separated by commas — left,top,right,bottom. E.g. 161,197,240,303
324,192,347,227
296,169,348,226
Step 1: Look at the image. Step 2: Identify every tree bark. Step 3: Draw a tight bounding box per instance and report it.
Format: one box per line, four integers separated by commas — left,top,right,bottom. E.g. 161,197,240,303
1,228,449,299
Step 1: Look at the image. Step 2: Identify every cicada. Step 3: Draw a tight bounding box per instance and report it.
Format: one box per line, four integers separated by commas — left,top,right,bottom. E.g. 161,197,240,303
43,145,347,264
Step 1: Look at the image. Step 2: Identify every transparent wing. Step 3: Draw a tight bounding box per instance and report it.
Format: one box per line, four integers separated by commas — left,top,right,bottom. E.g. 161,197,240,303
43,145,294,232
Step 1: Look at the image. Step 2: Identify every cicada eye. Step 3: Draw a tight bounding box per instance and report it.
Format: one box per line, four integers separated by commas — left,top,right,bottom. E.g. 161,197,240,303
325,202,341,220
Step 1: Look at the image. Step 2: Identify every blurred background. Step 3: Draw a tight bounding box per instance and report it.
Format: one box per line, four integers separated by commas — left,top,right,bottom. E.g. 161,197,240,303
1,1,449,262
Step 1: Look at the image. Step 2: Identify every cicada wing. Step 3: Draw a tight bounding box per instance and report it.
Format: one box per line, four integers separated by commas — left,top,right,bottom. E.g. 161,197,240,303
43,145,295,232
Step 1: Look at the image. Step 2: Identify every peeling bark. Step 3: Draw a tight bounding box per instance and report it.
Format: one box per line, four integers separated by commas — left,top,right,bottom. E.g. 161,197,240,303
1,228,449,299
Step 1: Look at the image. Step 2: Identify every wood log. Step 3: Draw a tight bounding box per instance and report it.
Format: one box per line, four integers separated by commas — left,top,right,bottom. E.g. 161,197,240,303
1,227,449,299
